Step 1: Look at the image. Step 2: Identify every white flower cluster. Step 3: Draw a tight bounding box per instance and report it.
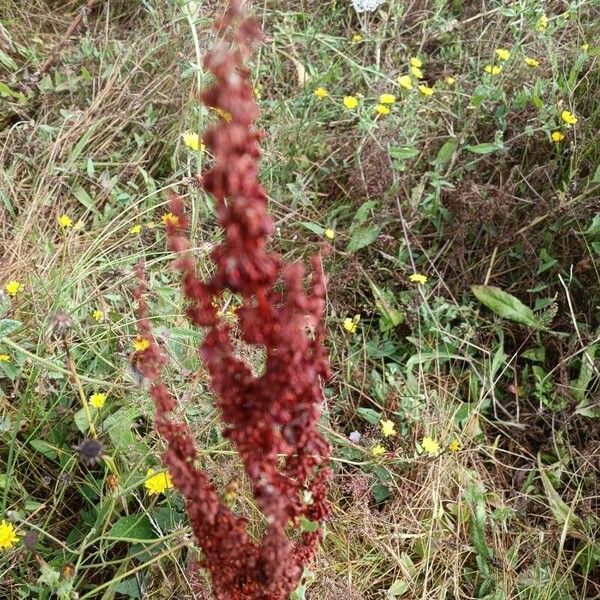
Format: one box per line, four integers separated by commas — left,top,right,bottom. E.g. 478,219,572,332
351,0,385,13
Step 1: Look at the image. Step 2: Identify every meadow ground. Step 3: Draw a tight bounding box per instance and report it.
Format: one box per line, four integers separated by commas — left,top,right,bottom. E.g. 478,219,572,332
1,0,600,598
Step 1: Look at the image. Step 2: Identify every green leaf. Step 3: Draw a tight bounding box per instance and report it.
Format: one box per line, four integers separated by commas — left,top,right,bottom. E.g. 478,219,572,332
103,407,140,450
465,142,501,154
352,200,377,226
357,407,381,425
107,515,156,541
584,213,600,235
386,580,410,598
372,483,391,503
30,439,58,460
115,578,142,599
0,319,22,338
299,516,319,533
433,139,459,167
471,285,544,329
389,146,419,160
72,185,99,215
592,164,600,184
74,407,98,433
369,281,404,331
346,225,380,253
299,222,325,236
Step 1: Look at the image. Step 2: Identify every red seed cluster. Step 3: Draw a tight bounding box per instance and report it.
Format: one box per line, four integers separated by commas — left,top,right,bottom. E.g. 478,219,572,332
134,2,331,598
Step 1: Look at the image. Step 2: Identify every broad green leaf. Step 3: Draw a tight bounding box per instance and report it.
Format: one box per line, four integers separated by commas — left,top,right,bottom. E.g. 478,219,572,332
537,456,583,534
357,407,381,425
573,345,596,402
369,281,403,331
346,225,379,253
299,516,319,533
433,139,459,167
353,200,377,226
0,319,22,337
584,213,600,235
30,439,58,460
471,285,543,329
592,164,600,183
299,222,325,236
389,146,419,160
466,143,500,154
72,185,99,214
107,515,156,541
386,580,409,598
103,407,140,450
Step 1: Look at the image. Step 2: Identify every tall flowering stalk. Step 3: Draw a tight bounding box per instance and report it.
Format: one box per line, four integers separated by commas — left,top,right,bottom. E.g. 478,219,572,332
134,1,331,597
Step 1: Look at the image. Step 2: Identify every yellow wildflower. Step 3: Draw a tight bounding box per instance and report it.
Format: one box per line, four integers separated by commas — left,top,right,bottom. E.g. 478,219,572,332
409,273,428,284
58,214,73,228
551,131,565,142
343,96,358,110
343,315,360,334
524,57,540,67
410,57,422,68
183,132,205,151
146,221,156,229
0,354,10,362
89,393,107,409
582,43,589,51
314,87,328,99
495,48,510,61
161,212,180,227
421,436,440,455
5,280,22,297
324,228,335,240
371,444,386,458
418,84,434,96
536,14,549,31
210,107,232,122
92,309,104,321
352,33,363,43
448,438,462,453
380,419,397,437
129,224,142,234
144,468,174,496
375,104,390,116
397,75,413,90
411,66,423,79
379,93,396,105
0,520,19,550
561,110,577,125
445,76,456,85
133,337,151,352
484,65,502,75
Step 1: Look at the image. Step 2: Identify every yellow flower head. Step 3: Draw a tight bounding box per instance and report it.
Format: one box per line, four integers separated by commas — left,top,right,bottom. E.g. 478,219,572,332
129,224,142,234
445,76,456,85
343,316,359,334
397,75,413,90
314,87,328,99
352,33,363,43
418,84,434,96
324,228,335,240
371,444,386,458
380,419,397,437
58,214,73,228
210,107,232,122
183,132,205,152
0,520,19,550
495,48,510,61
146,221,157,229
448,438,462,453
410,57,422,68
375,104,390,116
484,65,502,75
89,393,107,409
411,66,424,79
551,131,565,142
144,468,174,496
421,436,440,455
561,110,577,125
161,212,180,227
582,43,589,51
409,273,428,284
0,354,10,362
92,309,104,321
343,96,359,110
379,93,396,105
524,57,540,67
5,280,22,297
536,13,549,31
133,337,151,352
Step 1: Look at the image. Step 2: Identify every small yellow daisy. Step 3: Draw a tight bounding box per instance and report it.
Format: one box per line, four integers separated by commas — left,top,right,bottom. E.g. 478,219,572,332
0,354,10,362
410,57,422,68
495,48,510,61
445,76,456,85
352,33,363,43
89,393,107,409
5,280,22,297
551,131,565,142
418,85,434,96
92,309,104,321
561,110,577,125
448,438,462,453
144,468,174,496
0,520,19,550
375,104,390,115
343,96,359,110
524,57,540,67
380,419,397,437
397,75,413,90
536,14,549,31
371,444,386,458
379,93,396,105
411,66,424,79
421,436,440,455
161,212,180,227
409,273,428,284
314,87,328,99
485,65,502,75
183,132,205,151
129,224,142,234
324,228,335,240
133,337,151,352
58,215,73,228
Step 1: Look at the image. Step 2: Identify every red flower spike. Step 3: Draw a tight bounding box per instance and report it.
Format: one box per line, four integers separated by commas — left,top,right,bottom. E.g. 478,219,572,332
134,2,331,598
